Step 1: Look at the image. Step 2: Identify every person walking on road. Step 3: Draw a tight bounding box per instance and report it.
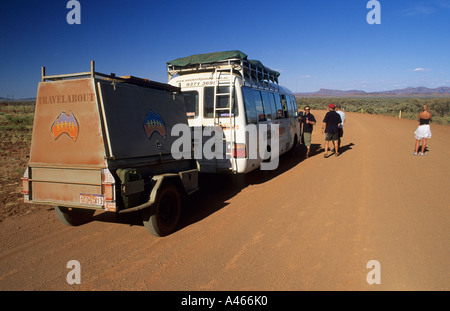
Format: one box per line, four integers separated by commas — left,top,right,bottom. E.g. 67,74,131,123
322,104,342,158
413,105,432,156
336,104,345,150
300,106,316,158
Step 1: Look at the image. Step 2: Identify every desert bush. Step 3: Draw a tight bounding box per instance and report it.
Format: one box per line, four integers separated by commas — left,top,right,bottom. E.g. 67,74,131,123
295,96,450,125
0,102,35,148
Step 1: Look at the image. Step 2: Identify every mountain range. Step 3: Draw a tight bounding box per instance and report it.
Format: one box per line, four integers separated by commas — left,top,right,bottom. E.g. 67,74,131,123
296,86,450,97
0,97,36,101
2,87,450,101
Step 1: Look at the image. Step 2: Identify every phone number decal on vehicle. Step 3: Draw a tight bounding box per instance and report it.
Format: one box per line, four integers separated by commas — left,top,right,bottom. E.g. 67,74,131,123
80,193,104,206
183,80,216,87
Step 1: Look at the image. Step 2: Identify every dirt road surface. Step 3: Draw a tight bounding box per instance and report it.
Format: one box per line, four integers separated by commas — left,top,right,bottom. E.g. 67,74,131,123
0,111,449,291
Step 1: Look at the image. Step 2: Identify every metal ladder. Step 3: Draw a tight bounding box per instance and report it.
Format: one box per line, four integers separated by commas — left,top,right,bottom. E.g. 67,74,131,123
212,67,236,170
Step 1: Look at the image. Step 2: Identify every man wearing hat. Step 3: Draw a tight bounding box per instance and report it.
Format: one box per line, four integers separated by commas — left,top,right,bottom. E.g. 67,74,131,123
321,104,342,158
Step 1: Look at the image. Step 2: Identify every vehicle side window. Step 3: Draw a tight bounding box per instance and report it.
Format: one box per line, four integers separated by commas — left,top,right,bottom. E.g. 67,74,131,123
203,86,237,118
290,95,298,117
261,91,273,120
204,87,214,118
253,90,265,122
267,92,277,119
280,94,289,118
242,87,257,124
183,90,199,118
285,95,294,118
273,93,284,119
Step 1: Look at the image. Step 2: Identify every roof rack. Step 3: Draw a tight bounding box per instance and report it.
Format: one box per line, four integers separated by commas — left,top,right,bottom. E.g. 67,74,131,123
41,61,180,93
167,51,280,91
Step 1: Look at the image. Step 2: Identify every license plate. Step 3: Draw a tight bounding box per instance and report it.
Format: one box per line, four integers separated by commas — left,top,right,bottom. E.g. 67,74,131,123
80,193,104,206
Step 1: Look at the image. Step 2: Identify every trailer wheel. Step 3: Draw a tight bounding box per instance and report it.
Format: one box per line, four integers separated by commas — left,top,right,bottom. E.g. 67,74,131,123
142,184,181,237
55,206,95,226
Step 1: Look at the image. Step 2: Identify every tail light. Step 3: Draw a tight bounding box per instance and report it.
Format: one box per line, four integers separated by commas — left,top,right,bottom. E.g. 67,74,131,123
102,169,116,212
228,143,247,158
21,168,30,203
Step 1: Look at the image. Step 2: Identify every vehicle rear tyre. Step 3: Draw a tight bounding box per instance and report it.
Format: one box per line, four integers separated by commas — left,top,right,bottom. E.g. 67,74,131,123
55,206,95,226
142,184,181,237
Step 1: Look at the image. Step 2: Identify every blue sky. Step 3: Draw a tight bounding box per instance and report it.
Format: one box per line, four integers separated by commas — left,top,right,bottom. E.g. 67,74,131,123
1,0,450,98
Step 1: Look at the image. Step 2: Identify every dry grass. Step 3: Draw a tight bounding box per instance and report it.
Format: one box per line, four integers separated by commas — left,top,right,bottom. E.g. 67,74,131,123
0,101,43,221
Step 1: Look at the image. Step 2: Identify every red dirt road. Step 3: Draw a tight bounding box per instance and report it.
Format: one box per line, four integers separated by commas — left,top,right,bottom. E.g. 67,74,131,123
0,111,449,291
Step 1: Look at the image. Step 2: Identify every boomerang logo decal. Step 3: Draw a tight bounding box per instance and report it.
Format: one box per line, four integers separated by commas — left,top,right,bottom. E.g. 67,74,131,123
51,111,79,141
143,111,166,139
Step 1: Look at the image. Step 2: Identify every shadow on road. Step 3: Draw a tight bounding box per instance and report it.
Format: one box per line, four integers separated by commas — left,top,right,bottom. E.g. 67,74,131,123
313,142,355,157
340,142,355,155
178,146,309,232
91,142,356,234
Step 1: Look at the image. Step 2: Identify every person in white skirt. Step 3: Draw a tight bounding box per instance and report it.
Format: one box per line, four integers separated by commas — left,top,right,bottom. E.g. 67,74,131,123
413,105,432,156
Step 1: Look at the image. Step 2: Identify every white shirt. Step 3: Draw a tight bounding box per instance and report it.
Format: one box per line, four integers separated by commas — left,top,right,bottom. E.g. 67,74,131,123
337,110,345,128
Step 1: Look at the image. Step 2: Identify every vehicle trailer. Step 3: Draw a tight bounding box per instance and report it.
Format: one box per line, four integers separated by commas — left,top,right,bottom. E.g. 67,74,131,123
21,61,198,236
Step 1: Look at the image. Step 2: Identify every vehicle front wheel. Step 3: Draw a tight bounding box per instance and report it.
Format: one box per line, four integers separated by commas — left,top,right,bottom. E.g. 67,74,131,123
142,184,181,237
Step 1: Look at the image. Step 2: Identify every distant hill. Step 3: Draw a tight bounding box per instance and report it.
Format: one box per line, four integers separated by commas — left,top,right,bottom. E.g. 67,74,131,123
296,87,450,97
0,97,36,102
375,87,450,95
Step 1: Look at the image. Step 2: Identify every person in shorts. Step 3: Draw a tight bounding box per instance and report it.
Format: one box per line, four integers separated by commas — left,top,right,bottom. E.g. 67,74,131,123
300,106,316,158
322,104,342,158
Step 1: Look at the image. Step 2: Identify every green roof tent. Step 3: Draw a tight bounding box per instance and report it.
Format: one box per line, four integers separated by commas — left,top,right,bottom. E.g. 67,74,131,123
167,50,280,79
167,50,247,67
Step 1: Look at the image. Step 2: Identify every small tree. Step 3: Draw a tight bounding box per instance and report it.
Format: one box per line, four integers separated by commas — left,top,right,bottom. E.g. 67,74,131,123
431,98,450,118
